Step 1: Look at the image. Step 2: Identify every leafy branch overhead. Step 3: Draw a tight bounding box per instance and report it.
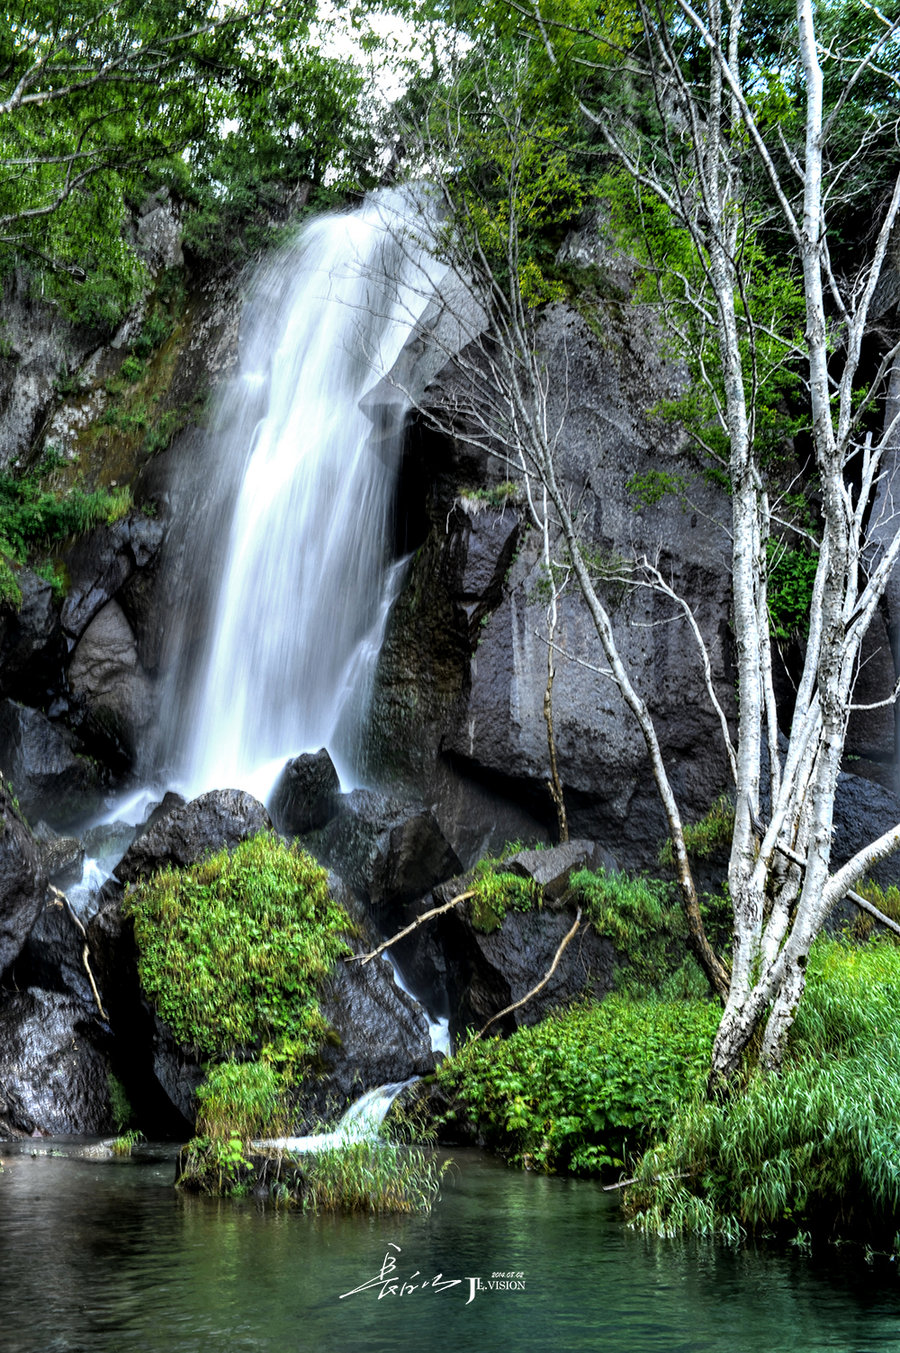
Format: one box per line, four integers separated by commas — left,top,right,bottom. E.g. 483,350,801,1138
0,1,372,325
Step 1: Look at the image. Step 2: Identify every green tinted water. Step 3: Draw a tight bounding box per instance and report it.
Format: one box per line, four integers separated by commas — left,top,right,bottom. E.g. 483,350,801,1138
1,1144,899,1352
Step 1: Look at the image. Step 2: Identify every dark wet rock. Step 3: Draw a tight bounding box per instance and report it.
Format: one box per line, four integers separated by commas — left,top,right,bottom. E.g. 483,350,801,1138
38,834,84,888
303,946,435,1121
15,889,96,1008
82,819,137,870
68,598,154,762
148,1023,205,1126
844,610,897,764
0,568,65,702
115,788,271,884
443,902,615,1044
833,772,900,888
61,511,165,642
308,788,462,913
0,699,104,826
270,748,340,836
0,781,46,975
86,883,197,1135
0,989,112,1136
135,791,186,837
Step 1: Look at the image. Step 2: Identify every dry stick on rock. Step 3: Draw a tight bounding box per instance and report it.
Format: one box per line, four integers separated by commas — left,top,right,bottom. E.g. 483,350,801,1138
50,885,109,1020
347,890,476,966
471,906,583,1042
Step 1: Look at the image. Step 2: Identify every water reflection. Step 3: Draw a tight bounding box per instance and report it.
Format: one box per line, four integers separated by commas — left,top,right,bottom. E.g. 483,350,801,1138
1,1146,899,1352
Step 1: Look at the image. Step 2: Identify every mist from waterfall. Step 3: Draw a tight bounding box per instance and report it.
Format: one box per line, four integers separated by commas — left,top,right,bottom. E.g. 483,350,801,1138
155,192,441,801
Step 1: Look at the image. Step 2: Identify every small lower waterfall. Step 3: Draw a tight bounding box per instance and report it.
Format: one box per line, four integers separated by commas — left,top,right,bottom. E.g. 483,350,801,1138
252,1079,416,1154
157,192,441,800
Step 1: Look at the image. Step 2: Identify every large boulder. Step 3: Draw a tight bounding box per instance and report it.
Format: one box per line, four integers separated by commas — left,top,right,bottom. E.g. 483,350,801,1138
0,781,46,975
114,788,271,884
443,902,615,1044
430,842,616,1043
14,889,98,1010
0,989,112,1135
0,567,65,703
308,949,435,1121
269,748,340,836
0,699,104,827
307,788,462,914
68,598,154,762
61,511,165,642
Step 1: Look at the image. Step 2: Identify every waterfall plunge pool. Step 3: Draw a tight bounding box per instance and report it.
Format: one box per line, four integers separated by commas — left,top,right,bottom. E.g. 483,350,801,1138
2,1143,899,1353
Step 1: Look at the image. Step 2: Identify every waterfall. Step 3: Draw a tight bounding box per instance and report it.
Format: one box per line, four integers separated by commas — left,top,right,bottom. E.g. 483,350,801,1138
251,1078,416,1154
156,191,442,801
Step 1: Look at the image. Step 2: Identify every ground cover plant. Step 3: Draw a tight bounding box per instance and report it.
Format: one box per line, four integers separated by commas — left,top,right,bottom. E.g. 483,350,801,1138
0,450,132,606
438,996,720,1174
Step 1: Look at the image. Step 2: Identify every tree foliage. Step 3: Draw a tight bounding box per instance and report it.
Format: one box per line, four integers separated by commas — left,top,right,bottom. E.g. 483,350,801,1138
0,1,372,323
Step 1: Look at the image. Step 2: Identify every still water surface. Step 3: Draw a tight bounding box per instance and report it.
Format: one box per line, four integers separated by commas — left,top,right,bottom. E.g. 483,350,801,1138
2,1143,899,1353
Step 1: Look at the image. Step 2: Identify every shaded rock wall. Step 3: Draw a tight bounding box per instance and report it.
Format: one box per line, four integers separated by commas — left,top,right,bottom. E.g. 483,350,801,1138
367,290,737,869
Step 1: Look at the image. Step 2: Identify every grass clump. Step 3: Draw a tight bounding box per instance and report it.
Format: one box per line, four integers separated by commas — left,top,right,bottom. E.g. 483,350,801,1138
627,939,900,1244
111,1129,144,1156
659,795,735,867
124,832,350,1068
303,1139,448,1215
468,862,540,933
438,997,719,1175
179,1059,289,1194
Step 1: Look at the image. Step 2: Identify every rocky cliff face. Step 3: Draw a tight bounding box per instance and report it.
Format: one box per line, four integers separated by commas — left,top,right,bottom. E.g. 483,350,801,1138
365,275,738,869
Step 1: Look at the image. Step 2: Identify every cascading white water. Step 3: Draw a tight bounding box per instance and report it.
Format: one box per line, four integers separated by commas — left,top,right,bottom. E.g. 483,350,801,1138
251,1078,416,1154
161,192,441,800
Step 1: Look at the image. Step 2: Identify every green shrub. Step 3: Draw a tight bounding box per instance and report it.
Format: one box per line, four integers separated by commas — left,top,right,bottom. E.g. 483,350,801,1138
438,996,719,1174
119,355,145,383
196,1058,286,1142
627,939,900,1243
124,833,350,1069
767,540,819,641
468,866,540,933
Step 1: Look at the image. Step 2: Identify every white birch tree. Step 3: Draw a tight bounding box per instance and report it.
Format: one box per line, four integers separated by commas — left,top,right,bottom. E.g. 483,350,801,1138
393,0,900,1078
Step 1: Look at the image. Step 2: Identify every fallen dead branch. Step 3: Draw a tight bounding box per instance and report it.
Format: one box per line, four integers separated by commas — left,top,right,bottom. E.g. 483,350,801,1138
472,906,583,1041
347,890,476,966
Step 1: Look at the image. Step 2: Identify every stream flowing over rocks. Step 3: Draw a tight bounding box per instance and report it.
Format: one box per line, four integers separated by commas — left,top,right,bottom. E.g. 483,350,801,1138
2,197,900,1139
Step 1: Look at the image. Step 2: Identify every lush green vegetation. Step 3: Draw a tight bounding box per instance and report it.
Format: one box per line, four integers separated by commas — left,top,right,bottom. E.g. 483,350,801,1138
0,2,374,328
439,997,719,1174
467,850,542,932
658,797,736,868
125,832,350,1068
626,939,900,1245
126,834,360,1195
570,866,714,998
0,450,132,607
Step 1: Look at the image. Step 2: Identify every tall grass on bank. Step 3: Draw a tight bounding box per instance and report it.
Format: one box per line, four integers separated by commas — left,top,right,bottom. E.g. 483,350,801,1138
627,939,900,1243
303,1139,448,1215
